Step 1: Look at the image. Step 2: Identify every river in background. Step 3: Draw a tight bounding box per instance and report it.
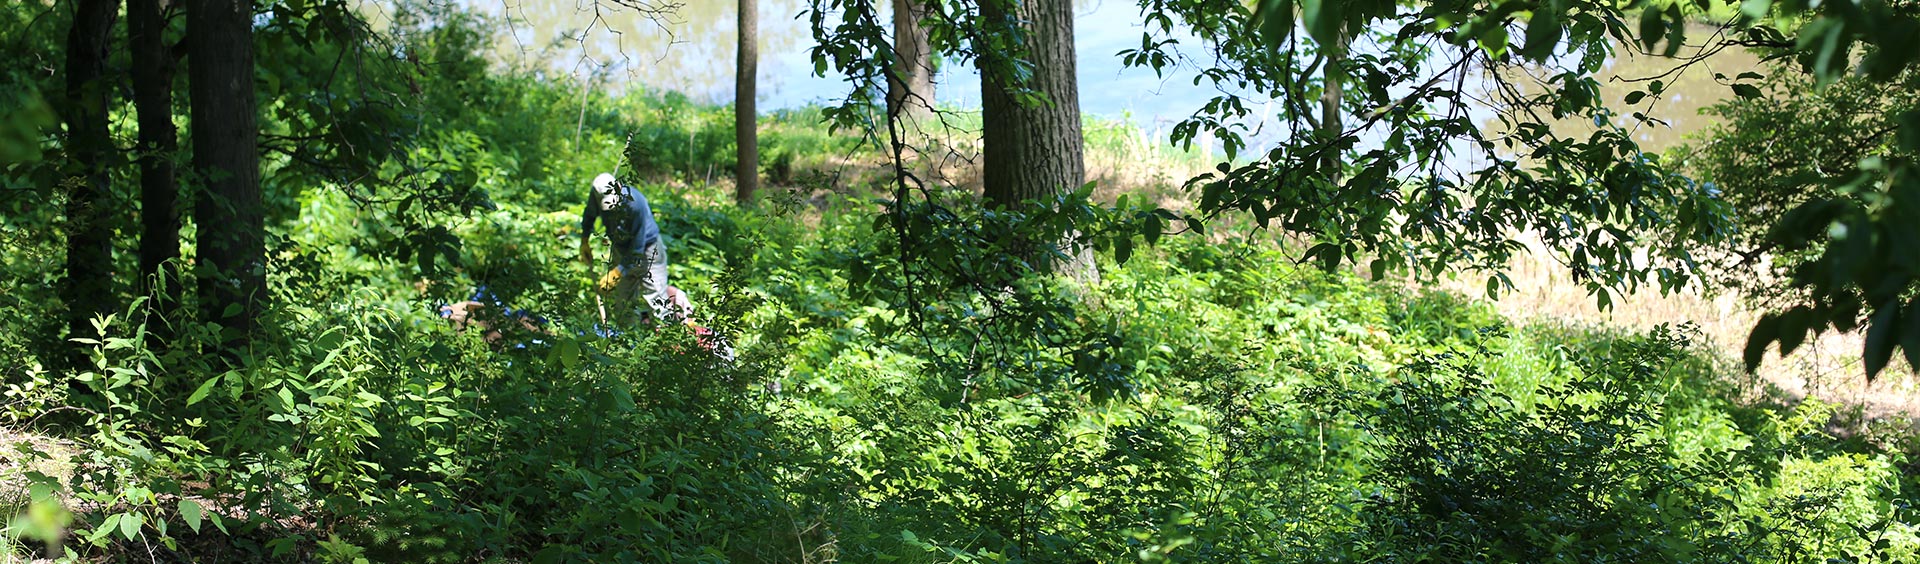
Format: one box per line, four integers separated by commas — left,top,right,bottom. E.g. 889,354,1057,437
356,0,1762,155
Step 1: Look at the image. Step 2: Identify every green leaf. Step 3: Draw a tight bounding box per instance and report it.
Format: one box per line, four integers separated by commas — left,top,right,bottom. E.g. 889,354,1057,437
610,383,636,413
1662,7,1686,57
1254,0,1297,45
1624,91,1646,105
1306,242,1340,271
29,482,53,502
1479,25,1510,58
1865,303,1899,380
533,545,568,564
1745,314,1780,372
559,338,581,370
1731,83,1762,99
1299,0,1344,54
1639,6,1666,53
88,514,121,543
179,499,204,534
187,375,221,406
1897,109,1920,152
119,512,142,541
1778,306,1810,356
1522,11,1563,62
1900,297,1920,377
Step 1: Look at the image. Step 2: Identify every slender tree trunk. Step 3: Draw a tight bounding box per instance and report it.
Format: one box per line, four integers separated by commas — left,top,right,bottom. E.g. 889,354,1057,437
188,0,264,354
979,0,1095,282
131,0,181,340
887,0,935,127
1320,32,1345,179
734,0,758,204
61,0,119,349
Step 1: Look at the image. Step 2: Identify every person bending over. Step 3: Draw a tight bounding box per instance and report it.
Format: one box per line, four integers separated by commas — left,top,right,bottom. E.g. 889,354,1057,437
581,173,670,325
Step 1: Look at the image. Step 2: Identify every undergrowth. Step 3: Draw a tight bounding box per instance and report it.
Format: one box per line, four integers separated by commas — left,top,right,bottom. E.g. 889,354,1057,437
3,7,1916,563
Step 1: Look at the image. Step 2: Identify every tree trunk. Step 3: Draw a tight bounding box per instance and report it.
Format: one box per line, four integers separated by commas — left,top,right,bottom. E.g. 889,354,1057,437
734,0,758,204
1320,32,1345,179
979,0,1095,282
887,0,935,127
131,0,181,340
61,0,119,348
188,0,264,353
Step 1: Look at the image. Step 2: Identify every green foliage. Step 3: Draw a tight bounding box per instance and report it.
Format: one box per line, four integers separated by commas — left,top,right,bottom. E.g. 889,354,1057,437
1682,59,1920,379
6,1,1920,561
0,72,55,165
1684,65,1920,344
1351,328,1768,561
1676,0,1920,379
11,119,1920,563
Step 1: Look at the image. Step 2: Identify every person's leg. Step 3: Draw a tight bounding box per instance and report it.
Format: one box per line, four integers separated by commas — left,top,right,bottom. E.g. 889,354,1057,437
639,241,672,321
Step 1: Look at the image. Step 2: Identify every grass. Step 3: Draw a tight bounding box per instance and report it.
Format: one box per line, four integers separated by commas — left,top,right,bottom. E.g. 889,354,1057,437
749,98,1918,429
1438,236,1920,429
756,105,1213,205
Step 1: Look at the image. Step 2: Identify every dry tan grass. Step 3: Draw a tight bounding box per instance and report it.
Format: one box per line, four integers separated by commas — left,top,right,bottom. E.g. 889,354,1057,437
723,118,1213,212
1443,241,1920,425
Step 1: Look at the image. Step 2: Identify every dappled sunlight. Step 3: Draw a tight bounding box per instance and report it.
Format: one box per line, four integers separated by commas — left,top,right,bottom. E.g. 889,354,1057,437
6,0,1920,560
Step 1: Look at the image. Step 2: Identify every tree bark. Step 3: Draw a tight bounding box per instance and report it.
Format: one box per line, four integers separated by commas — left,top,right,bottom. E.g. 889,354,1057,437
734,0,758,204
188,0,264,353
131,0,181,339
979,0,1095,282
61,0,119,347
887,0,935,126
1320,32,1345,179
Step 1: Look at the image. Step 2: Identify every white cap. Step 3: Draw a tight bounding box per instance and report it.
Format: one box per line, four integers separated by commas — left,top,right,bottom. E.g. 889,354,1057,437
592,173,618,195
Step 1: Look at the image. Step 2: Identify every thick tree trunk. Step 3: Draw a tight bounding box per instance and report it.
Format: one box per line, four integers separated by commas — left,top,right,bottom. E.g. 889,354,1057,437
61,0,119,347
734,0,758,203
887,0,935,127
980,0,1081,207
131,0,181,339
979,0,1095,282
188,0,264,353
